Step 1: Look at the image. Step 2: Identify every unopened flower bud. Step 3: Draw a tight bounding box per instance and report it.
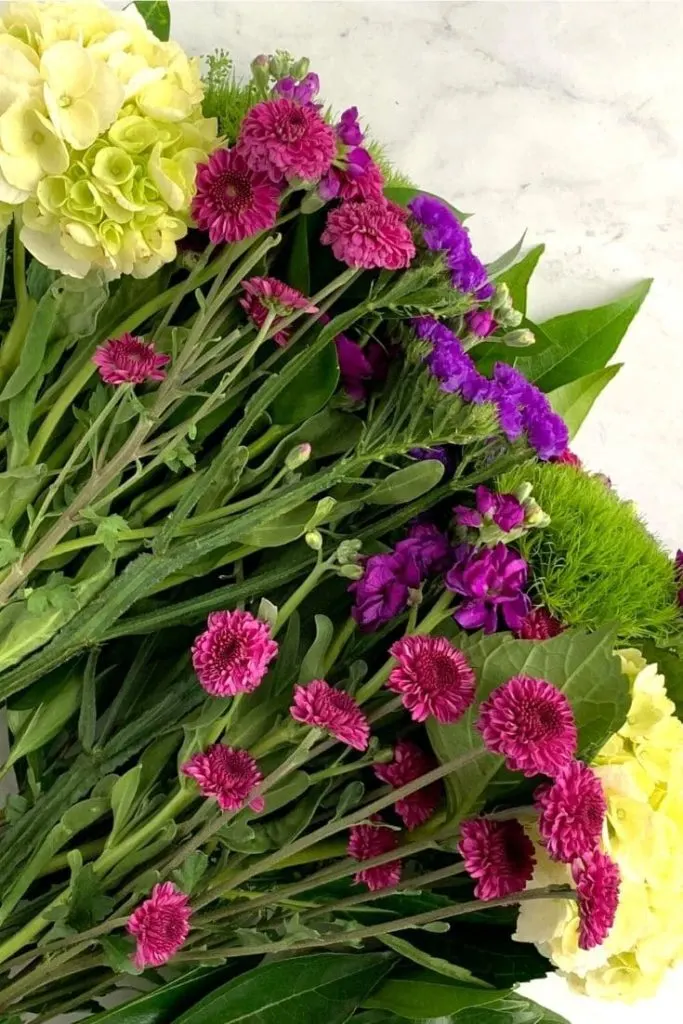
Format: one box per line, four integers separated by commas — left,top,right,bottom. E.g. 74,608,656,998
251,54,271,90
291,56,311,80
300,191,327,214
407,587,423,607
336,538,362,565
372,747,395,765
305,530,323,551
503,328,536,348
269,50,293,79
339,563,364,580
285,443,312,470
514,482,533,504
524,499,550,529
492,283,512,312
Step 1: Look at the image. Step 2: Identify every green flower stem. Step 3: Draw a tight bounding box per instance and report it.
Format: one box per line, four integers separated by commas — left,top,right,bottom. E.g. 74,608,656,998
27,360,97,466
355,588,454,705
92,787,193,880
247,423,292,459
322,616,357,675
273,550,332,636
179,886,576,964
309,760,371,784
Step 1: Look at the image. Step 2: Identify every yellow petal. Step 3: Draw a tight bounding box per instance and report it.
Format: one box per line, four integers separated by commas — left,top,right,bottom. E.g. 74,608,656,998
40,41,95,99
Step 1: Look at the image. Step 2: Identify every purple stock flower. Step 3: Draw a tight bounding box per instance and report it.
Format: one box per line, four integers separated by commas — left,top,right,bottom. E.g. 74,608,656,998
445,542,531,633
336,335,388,401
466,309,496,337
337,106,364,146
454,485,525,534
396,522,452,576
273,72,321,106
409,445,453,471
349,548,422,632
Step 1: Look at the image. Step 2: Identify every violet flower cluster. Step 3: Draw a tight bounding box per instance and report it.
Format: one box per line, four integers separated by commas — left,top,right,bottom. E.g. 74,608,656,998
445,541,531,633
409,195,494,299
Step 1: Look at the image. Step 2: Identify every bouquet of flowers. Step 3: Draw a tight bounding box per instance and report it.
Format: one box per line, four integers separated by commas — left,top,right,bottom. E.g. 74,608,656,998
0,3,681,1022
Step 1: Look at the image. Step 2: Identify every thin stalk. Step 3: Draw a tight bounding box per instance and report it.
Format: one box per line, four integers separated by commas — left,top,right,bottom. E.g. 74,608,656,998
322,616,356,675
273,550,330,635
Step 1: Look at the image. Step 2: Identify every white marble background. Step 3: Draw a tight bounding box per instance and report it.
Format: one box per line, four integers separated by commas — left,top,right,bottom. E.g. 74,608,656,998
55,1,683,1021
170,2,683,1022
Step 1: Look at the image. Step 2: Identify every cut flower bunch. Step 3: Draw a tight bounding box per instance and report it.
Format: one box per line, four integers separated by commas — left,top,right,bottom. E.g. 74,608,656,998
0,3,681,1022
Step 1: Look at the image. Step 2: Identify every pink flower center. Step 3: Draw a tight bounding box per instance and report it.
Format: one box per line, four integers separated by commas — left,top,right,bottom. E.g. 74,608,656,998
213,630,245,669
275,108,308,143
213,171,254,214
519,700,563,740
417,651,462,694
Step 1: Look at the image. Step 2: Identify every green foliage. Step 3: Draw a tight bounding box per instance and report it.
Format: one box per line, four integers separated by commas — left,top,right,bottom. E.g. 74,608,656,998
134,1,170,41
428,624,628,815
496,244,545,315
367,140,416,189
203,50,259,142
548,363,621,438
363,969,505,1019
499,461,680,641
85,968,237,1024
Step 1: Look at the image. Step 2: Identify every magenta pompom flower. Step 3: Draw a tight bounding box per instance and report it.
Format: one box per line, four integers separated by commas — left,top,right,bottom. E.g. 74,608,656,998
127,882,192,969
374,740,441,830
92,334,169,386
387,634,477,724
238,98,336,183
516,606,565,641
535,760,606,863
477,675,577,778
192,147,280,244
321,199,416,270
573,850,620,950
290,679,370,750
191,609,278,697
239,276,318,346
181,744,265,813
347,816,402,891
459,818,536,901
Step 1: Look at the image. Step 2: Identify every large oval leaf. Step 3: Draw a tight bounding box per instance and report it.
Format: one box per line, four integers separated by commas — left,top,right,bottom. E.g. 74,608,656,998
368,460,444,506
363,969,503,1019
86,967,235,1024
174,953,393,1024
548,364,621,439
270,342,339,425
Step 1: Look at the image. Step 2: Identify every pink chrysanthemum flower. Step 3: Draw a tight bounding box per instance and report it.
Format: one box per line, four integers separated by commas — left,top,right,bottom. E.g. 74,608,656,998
238,98,337,183
374,740,441,830
290,678,370,751
321,199,416,270
387,634,477,724
192,147,280,244
459,818,536,901
191,610,278,697
535,760,606,863
573,850,620,950
347,816,402,891
477,675,577,778
516,606,565,641
239,276,318,346
93,334,169,386
181,744,265,813
127,882,192,969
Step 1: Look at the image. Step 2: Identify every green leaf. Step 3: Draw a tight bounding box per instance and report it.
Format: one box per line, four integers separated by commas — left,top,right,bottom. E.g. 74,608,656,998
428,625,628,816
486,233,527,279
238,502,333,548
251,770,310,817
363,969,503,1019
0,293,55,401
3,667,81,772
173,851,208,895
0,229,6,304
86,968,236,1023
106,765,142,849
134,0,171,40
496,245,545,315
368,460,445,505
548,364,621,438
287,214,311,294
0,465,46,520
299,614,335,682
264,783,330,847
77,650,98,753
448,993,570,1023
174,953,393,1024
516,280,651,391
270,340,339,424
379,934,490,988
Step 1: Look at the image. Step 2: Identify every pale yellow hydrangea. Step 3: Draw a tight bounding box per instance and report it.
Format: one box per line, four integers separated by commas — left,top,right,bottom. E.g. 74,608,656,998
0,0,218,277
514,651,683,1002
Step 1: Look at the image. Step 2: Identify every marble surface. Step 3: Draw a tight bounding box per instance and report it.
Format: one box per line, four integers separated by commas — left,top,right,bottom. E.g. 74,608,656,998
45,1,683,1021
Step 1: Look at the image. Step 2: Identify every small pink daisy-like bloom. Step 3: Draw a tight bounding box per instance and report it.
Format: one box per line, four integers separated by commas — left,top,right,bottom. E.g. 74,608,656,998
191,609,278,697
93,334,169,386
477,675,577,778
239,98,336,183
290,679,370,751
321,199,416,270
127,882,192,969
387,634,477,725
239,276,318,346
535,760,606,863
459,818,536,901
192,147,280,244
374,740,441,830
181,744,265,813
347,816,402,891
573,850,620,950
516,606,565,641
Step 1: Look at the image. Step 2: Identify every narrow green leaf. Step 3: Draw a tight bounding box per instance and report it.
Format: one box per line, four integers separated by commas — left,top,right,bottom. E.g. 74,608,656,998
496,244,545,315
363,969,504,1019
3,668,81,772
270,340,339,425
518,279,651,391
299,614,335,682
238,503,319,548
134,0,170,40
0,229,7,303
251,770,310,817
548,364,621,438
287,215,311,294
486,232,527,279
77,649,98,753
379,934,491,987
447,992,571,1023
0,293,55,401
174,953,393,1024
84,969,235,1023
368,460,445,505
173,851,208,895
106,764,142,849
